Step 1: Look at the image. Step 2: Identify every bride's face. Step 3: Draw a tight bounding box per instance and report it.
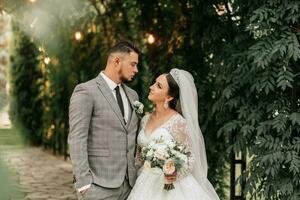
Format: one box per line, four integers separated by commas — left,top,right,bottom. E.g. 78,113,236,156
148,74,170,103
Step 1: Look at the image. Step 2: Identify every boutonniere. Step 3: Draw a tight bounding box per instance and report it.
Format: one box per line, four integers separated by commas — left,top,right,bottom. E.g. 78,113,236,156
133,100,144,116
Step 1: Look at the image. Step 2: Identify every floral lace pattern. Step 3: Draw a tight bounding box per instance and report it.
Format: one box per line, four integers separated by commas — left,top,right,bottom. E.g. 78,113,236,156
135,113,193,177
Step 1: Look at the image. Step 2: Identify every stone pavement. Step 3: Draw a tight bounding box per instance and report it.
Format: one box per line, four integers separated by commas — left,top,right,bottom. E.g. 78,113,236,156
0,106,77,200
0,147,77,200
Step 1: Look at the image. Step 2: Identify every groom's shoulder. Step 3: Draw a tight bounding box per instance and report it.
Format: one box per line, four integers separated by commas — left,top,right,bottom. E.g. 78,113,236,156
123,85,139,97
81,78,97,87
73,78,97,92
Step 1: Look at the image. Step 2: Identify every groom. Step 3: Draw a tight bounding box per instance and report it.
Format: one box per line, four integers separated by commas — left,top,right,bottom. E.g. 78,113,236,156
68,41,140,200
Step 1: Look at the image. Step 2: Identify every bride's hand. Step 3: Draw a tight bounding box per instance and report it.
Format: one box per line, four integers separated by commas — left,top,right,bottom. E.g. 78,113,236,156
164,171,177,183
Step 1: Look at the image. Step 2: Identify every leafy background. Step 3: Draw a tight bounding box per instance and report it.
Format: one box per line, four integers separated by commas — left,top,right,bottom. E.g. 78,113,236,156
1,0,300,199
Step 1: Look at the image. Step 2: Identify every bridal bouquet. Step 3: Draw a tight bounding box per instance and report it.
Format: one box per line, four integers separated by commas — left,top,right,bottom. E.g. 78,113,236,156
141,137,193,191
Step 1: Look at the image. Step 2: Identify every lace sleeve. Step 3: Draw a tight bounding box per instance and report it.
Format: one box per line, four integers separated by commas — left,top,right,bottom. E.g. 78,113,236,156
168,114,190,147
135,144,143,175
135,114,150,174
167,114,194,177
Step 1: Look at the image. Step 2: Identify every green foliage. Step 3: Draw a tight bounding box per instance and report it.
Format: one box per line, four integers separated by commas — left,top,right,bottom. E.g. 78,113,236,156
9,23,43,145
212,0,300,199
5,0,299,199
4,0,229,197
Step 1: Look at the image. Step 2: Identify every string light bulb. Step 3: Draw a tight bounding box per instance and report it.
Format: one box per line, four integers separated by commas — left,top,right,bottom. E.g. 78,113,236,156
147,34,155,44
44,57,51,65
74,31,82,41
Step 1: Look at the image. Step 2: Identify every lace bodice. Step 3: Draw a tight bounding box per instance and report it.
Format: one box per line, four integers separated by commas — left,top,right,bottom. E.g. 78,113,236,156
138,114,189,147
135,113,192,172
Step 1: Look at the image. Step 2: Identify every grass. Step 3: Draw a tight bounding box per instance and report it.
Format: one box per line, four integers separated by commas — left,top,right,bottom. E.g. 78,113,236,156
0,127,24,144
0,92,8,112
0,127,26,199
0,159,26,200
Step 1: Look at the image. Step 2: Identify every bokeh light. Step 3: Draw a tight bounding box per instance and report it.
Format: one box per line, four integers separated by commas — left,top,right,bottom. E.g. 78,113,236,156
74,31,82,41
147,34,155,44
44,57,51,64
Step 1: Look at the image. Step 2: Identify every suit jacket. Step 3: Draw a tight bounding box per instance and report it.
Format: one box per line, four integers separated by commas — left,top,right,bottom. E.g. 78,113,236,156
68,73,140,189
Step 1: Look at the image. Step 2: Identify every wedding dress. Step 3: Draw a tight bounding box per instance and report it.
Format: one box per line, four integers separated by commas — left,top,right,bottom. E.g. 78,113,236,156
128,68,220,200
127,113,215,200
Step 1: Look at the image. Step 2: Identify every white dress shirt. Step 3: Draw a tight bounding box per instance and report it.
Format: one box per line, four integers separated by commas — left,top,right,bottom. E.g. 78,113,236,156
100,72,129,123
78,72,130,192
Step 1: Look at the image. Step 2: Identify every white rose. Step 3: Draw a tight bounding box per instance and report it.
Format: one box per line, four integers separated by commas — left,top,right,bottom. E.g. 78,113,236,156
165,140,176,149
146,149,154,157
154,148,167,160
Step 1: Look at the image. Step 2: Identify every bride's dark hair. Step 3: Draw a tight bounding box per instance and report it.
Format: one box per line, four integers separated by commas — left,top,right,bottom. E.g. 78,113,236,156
166,73,179,110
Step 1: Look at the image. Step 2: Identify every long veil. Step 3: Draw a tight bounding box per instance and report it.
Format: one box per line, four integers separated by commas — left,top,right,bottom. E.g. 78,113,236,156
170,68,220,200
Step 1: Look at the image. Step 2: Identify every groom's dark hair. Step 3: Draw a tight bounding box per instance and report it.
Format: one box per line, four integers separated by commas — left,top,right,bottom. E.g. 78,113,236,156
166,73,179,110
108,40,140,56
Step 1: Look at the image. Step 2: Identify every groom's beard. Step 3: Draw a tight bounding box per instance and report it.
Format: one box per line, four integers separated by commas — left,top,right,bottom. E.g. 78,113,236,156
120,76,128,83
118,68,130,83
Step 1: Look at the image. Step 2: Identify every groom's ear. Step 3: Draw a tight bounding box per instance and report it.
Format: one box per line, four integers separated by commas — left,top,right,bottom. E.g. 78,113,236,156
108,54,121,66
114,56,121,65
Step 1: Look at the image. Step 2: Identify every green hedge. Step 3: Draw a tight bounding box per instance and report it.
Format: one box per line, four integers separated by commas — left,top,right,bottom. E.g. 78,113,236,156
9,23,43,145
6,0,300,199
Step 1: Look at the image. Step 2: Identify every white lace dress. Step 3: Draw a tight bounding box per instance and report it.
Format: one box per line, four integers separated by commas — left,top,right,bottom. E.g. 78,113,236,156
127,114,212,200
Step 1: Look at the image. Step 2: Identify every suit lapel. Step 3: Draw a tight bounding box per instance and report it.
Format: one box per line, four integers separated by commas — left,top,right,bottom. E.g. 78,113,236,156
96,75,127,130
122,84,136,128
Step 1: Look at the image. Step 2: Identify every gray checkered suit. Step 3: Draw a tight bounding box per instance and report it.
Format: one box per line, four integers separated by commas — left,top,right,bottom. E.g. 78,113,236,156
68,73,139,199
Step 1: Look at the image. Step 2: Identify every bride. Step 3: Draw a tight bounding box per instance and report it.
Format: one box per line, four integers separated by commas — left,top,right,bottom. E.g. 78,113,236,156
127,68,220,200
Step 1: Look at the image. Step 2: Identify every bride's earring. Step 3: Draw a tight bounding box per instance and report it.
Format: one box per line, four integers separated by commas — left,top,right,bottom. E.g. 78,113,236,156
163,101,169,109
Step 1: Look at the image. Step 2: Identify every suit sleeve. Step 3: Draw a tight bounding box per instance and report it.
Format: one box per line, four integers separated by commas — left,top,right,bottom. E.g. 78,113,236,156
68,84,93,188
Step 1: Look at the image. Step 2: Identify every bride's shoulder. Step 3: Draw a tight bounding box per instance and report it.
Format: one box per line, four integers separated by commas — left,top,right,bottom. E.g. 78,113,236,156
171,112,186,123
140,113,151,126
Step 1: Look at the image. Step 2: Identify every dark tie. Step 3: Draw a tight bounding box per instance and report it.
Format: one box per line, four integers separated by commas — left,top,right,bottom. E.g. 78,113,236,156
115,85,125,118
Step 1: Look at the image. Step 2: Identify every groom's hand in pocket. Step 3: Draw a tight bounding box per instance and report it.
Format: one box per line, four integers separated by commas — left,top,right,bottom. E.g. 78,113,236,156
80,189,88,196
78,184,91,196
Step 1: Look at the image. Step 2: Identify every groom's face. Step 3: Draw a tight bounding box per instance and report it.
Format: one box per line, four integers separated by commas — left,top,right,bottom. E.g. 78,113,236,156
118,51,139,82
